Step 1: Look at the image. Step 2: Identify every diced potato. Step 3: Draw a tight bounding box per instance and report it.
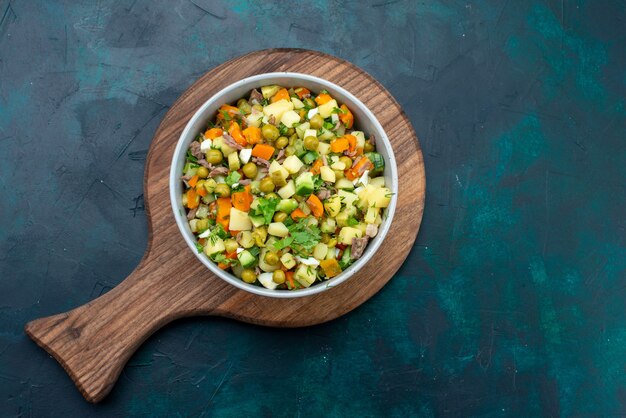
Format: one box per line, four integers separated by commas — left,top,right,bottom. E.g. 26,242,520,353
320,166,336,183
317,142,330,155
263,99,294,121
281,252,296,269
304,129,317,139
352,131,366,149
320,217,336,233
296,122,310,139
330,161,346,170
368,187,392,208
318,99,338,118
228,152,240,171
338,189,358,206
269,160,289,186
291,97,305,109
369,177,385,187
204,237,225,256
324,195,341,217
295,265,317,287
336,178,354,190
261,85,280,98
365,206,379,224
278,180,296,199
189,219,199,232
282,155,304,174
237,231,255,248
229,208,252,231
313,243,328,260
336,211,349,227
281,110,301,128
338,227,362,245
268,222,289,237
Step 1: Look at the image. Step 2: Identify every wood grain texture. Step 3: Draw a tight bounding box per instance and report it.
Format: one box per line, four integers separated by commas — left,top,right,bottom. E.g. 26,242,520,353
24,49,425,403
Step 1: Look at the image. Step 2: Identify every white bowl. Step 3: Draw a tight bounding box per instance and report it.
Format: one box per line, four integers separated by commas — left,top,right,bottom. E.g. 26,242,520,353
170,73,398,298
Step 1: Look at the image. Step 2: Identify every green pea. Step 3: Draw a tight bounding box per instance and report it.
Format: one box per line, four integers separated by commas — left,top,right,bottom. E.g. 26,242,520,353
241,269,257,283
242,162,258,179
275,136,289,149
364,142,375,153
206,149,223,164
304,136,319,151
196,166,209,178
262,124,280,141
273,211,288,223
273,270,286,284
259,178,275,193
309,114,324,129
214,183,230,197
264,252,279,266
224,239,238,254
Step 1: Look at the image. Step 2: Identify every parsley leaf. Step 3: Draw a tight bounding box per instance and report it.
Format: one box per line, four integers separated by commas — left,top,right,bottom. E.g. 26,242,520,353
186,150,198,163
220,110,232,121
194,242,204,253
312,175,324,192
347,216,359,226
273,236,294,251
261,98,269,106
251,197,279,224
225,171,241,186
287,220,321,255
323,120,335,130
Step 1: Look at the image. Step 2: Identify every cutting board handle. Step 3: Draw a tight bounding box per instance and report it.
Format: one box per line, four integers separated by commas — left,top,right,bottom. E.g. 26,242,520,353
24,256,190,403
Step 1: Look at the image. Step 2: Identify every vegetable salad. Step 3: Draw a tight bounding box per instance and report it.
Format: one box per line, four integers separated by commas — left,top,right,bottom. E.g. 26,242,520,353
181,85,392,290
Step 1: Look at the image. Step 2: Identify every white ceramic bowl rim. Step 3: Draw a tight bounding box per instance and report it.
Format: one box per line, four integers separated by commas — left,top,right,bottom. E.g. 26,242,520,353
169,72,398,298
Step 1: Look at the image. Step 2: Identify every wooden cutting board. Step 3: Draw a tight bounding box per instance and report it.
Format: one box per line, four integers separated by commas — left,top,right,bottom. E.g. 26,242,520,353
25,49,426,403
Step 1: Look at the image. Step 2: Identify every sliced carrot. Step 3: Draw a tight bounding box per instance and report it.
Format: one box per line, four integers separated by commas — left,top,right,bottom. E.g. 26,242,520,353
216,197,232,231
345,134,357,153
228,122,247,147
295,87,311,99
339,104,354,129
285,271,295,289
232,185,253,212
310,159,324,175
320,259,342,278
217,262,229,270
306,194,324,217
196,186,207,197
330,136,350,153
225,251,238,260
290,208,307,221
315,93,332,105
186,188,199,209
242,126,262,145
188,175,199,188
271,88,290,103
251,143,275,160
204,128,223,139
217,104,240,120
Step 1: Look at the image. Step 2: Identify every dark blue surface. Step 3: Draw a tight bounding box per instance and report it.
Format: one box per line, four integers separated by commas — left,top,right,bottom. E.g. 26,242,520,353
1,1,625,416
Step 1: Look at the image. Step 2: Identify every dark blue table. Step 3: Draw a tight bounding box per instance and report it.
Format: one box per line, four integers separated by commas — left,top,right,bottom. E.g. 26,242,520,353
1,1,624,416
